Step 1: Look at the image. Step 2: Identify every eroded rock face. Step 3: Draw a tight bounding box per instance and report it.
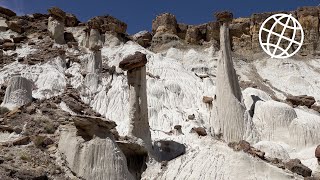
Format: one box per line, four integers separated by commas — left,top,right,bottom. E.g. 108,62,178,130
0,6,16,17
48,16,65,44
1,76,33,110
119,52,147,71
132,31,152,48
297,7,319,55
48,7,66,22
215,11,247,142
152,13,178,35
88,29,103,50
65,13,79,27
284,159,312,177
88,15,127,34
58,116,134,180
286,95,316,108
85,50,102,73
185,26,201,44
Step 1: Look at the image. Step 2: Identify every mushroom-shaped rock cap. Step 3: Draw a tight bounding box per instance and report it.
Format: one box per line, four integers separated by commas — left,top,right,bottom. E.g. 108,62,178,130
48,7,66,21
215,11,233,23
315,145,320,158
119,52,147,71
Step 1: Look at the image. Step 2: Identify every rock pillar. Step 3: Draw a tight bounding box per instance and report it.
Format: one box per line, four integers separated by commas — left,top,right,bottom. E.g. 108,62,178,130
215,11,246,142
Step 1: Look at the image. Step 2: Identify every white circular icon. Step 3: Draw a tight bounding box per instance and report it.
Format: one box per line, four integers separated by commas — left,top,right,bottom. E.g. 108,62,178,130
259,13,304,59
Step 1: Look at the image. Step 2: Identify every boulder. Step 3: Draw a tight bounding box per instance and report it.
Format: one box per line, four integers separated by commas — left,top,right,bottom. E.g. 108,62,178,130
315,145,320,159
284,159,312,177
48,7,66,21
253,100,297,141
215,11,233,23
190,127,207,136
131,31,152,48
253,141,290,160
0,17,7,31
152,13,177,35
2,42,16,51
312,104,320,113
202,96,213,104
0,6,16,17
119,52,147,71
7,21,23,33
153,140,186,161
65,13,79,27
286,95,316,108
12,36,27,43
48,16,65,44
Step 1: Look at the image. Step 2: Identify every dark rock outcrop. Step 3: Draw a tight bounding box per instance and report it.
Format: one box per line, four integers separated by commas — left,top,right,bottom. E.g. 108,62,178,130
286,95,316,108
284,159,312,177
119,52,147,71
0,6,16,17
152,13,178,35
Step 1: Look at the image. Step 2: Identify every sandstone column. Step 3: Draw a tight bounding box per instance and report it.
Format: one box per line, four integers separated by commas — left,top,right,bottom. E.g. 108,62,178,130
215,11,246,142
1,76,32,109
48,7,66,44
119,52,152,151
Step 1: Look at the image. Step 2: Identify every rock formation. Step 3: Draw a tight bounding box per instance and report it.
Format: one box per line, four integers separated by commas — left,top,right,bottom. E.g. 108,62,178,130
119,52,152,151
47,7,66,44
88,28,103,51
58,115,135,180
85,50,102,74
152,13,178,35
215,11,247,142
1,76,33,109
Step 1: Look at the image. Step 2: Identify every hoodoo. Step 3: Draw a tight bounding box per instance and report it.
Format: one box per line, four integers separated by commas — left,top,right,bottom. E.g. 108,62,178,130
119,52,152,151
215,11,247,142
47,7,66,44
1,76,33,109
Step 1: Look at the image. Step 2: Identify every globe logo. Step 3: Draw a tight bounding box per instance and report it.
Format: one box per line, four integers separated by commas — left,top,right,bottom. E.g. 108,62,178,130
259,13,304,59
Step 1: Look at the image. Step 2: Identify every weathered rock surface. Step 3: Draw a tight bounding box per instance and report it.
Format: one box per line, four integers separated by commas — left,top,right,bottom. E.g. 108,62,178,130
1,76,33,110
48,7,66,22
215,11,247,142
65,13,79,27
48,16,65,44
286,95,316,108
152,13,177,35
119,52,147,71
0,6,16,17
85,50,102,73
153,140,186,161
131,31,152,48
58,120,134,180
119,52,152,153
88,15,127,34
284,159,312,177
